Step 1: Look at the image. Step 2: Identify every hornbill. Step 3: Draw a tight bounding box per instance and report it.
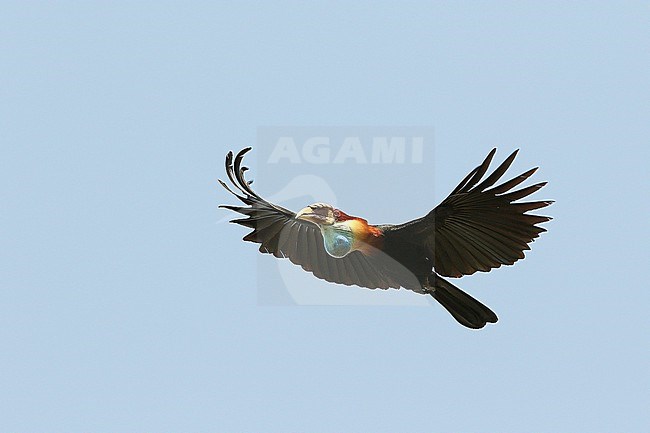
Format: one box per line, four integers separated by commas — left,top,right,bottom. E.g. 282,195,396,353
220,147,552,329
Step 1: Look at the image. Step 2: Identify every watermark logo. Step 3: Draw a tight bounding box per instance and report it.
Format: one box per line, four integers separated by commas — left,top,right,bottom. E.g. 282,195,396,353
251,126,435,306
268,136,424,164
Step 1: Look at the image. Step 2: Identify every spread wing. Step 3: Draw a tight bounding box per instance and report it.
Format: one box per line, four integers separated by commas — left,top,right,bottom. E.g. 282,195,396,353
384,149,552,278
219,148,419,290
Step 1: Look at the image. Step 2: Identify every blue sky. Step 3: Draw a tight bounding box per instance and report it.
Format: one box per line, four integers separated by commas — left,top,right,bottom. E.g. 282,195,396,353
2,2,649,432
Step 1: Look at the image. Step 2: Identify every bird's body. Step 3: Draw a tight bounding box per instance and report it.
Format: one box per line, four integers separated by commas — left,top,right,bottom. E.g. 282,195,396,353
220,147,552,329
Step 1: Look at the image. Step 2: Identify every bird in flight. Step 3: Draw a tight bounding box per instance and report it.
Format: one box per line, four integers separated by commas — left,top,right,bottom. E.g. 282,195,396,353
220,147,552,329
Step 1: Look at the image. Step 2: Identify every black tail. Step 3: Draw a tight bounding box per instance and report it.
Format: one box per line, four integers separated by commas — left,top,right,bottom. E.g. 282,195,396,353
428,274,498,329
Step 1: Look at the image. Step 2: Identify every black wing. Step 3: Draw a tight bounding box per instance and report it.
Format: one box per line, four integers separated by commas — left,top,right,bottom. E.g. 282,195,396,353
219,148,420,290
384,149,552,278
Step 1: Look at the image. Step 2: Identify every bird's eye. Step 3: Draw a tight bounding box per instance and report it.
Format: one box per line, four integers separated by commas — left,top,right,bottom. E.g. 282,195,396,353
324,233,352,258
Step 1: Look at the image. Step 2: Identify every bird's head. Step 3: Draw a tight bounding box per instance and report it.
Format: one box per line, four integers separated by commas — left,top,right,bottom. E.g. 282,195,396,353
296,203,381,258
296,203,338,226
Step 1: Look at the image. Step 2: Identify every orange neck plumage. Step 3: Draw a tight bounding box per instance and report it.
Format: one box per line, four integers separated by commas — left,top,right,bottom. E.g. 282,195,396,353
334,209,384,253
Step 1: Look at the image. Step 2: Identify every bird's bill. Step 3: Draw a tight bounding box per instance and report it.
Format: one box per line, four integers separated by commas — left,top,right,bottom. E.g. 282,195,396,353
296,206,335,225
